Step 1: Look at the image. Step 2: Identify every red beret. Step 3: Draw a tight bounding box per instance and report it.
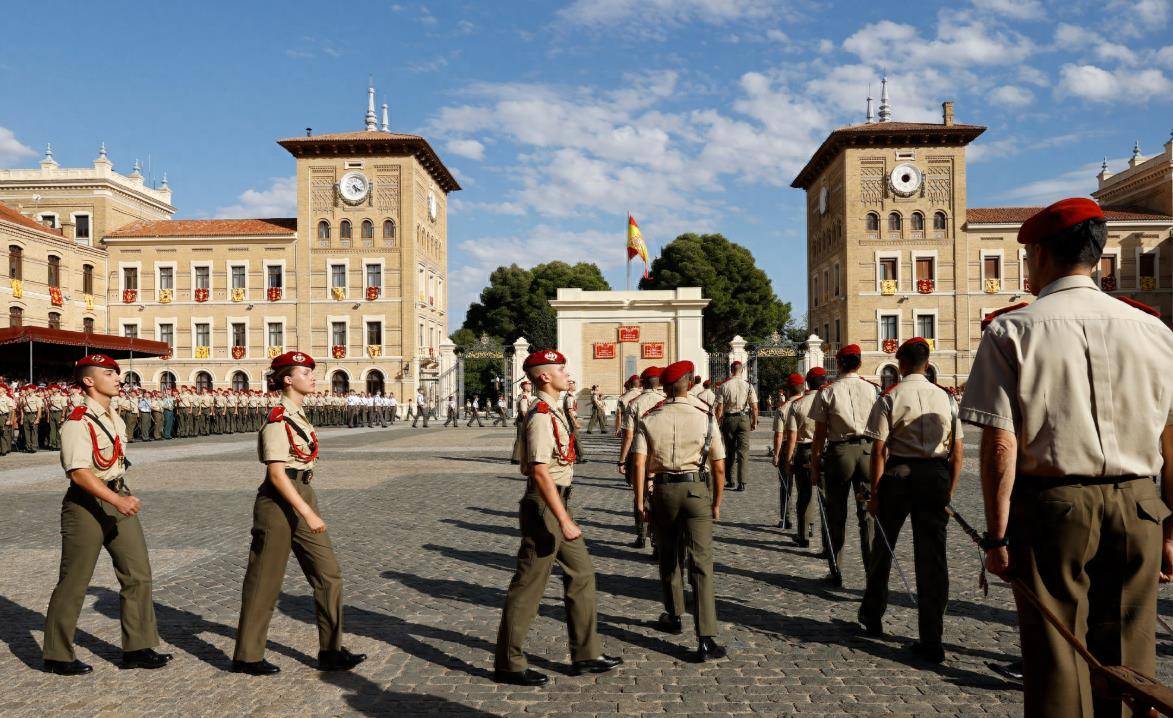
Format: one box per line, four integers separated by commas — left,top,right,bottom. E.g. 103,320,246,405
522,349,566,370
1017,198,1105,245
787,372,805,387
899,337,930,353
76,354,120,373
806,366,827,381
702,379,711,388
270,351,316,370
730,360,743,369
662,360,694,385
836,344,861,361
627,374,639,383
640,365,664,381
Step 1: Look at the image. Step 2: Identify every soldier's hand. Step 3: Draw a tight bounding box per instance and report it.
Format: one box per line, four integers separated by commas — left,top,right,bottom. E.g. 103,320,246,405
1160,539,1173,583
985,546,1012,581
772,455,780,467
561,520,582,542
711,504,720,522
114,495,142,517
638,506,650,524
866,494,879,517
617,461,627,477
304,512,327,533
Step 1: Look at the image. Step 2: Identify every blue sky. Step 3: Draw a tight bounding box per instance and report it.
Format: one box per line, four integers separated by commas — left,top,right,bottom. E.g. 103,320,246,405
2,0,1170,331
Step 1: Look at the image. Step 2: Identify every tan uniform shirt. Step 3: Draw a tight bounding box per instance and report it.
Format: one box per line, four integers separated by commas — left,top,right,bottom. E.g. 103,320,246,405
0,394,13,415
624,389,666,432
809,373,880,441
523,390,576,487
49,394,69,412
773,397,796,433
61,397,128,481
960,274,1173,478
516,393,531,415
697,387,716,407
632,395,726,473
715,375,756,413
616,387,642,418
865,374,961,459
149,398,163,412
786,390,820,444
69,392,84,408
259,396,317,471
22,394,44,413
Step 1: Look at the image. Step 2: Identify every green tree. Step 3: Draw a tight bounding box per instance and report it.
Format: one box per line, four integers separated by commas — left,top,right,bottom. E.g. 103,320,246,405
639,233,792,350
462,261,610,349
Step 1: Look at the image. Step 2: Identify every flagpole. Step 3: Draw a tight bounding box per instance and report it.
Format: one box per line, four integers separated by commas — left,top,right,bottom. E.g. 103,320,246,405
625,211,631,291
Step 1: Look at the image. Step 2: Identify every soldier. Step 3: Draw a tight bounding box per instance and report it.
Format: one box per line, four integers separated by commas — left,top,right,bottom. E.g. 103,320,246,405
232,351,366,675
631,360,728,662
615,375,641,436
492,394,508,427
563,381,586,464
412,388,429,428
810,344,880,586
585,385,607,434
177,386,192,438
47,385,69,450
697,379,716,408
493,349,621,686
858,338,963,663
960,198,1173,716
771,374,806,529
20,385,44,452
618,366,665,548
465,395,483,427
714,361,758,491
780,367,828,547
688,375,705,397
511,382,533,464
0,384,14,456
162,390,176,440
387,392,398,424
150,391,164,441
42,354,172,675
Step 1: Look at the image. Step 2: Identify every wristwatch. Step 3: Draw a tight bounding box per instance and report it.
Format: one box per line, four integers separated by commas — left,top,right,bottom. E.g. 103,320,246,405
979,532,1009,550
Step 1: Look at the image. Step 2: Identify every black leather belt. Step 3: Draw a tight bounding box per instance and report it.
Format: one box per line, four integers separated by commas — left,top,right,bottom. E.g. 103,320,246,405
105,477,127,492
830,436,869,445
660,471,702,484
557,485,573,503
724,411,743,416
1018,474,1152,489
285,468,314,483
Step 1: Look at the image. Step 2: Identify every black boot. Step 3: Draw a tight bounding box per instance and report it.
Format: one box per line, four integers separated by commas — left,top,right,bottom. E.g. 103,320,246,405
493,668,548,686
121,648,173,670
569,655,623,676
692,637,727,663
657,612,683,634
318,646,366,671
43,659,92,675
231,659,281,675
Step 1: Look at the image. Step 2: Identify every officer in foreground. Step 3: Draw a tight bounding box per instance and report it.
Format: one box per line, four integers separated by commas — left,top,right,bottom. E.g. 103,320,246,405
631,360,728,662
494,350,621,686
42,354,172,674
858,337,963,663
960,198,1173,717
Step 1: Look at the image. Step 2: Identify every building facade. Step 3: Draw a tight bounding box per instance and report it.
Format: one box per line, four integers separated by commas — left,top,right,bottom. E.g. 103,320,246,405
0,85,459,396
792,80,1173,387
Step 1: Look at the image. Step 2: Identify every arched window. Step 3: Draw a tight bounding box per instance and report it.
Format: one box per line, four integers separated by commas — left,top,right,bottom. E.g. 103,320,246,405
194,371,213,391
382,219,395,239
123,371,141,389
8,306,21,327
47,255,61,287
880,365,900,391
48,311,61,329
232,370,249,391
331,370,349,393
159,371,177,392
911,212,924,231
933,211,947,230
888,212,902,233
8,245,22,280
865,212,879,232
317,220,331,239
361,219,374,239
340,220,352,239
366,369,384,395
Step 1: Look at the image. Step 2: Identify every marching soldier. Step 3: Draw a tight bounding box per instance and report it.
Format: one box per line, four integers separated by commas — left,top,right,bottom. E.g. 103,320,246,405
697,379,716,408
780,367,828,547
444,395,458,427
150,392,164,441
858,338,963,663
511,381,533,464
42,354,172,675
960,198,1173,716
492,394,508,427
493,349,621,686
631,360,728,662
615,375,641,435
0,385,14,456
20,385,43,452
563,380,585,464
810,344,879,586
232,351,366,675
618,366,665,548
47,385,69,450
162,390,176,439
771,374,805,529
585,385,607,434
135,390,151,442
465,395,483,427
412,388,429,428
714,361,757,491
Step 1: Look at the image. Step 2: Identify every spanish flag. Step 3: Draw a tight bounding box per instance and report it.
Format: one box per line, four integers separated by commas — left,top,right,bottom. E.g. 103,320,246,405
627,214,650,278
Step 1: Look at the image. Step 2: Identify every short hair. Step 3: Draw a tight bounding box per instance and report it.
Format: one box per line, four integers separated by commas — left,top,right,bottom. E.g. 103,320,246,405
73,364,102,387
668,372,693,395
837,353,862,373
806,375,824,390
895,341,930,367
1039,217,1107,269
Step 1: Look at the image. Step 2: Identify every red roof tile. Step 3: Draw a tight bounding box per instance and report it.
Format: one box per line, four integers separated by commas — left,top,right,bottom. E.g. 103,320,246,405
0,201,65,238
106,218,297,238
967,206,1173,224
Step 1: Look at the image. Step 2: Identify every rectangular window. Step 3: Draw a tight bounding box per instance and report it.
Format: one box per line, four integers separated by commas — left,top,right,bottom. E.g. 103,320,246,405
195,323,210,346
83,317,93,333
158,266,174,289
983,256,1001,280
879,315,898,341
82,264,93,294
880,258,897,281
823,323,830,343
123,324,138,339
231,265,246,289
9,306,22,327
1139,252,1156,278
123,267,138,290
48,312,61,329
365,263,382,288
331,321,347,346
40,214,58,229
832,264,840,296
915,257,935,281
267,322,283,347
267,265,283,288
47,255,60,287
418,320,425,348
75,214,90,241
1099,255,1117,279
366,321,383,346
813,275,819,307
194,266,210,289
159,323,174,347
8,245,21,280
231,322,246,347
834,319,841,344
330,264,346,288
823,269,829,301
916,314,936,339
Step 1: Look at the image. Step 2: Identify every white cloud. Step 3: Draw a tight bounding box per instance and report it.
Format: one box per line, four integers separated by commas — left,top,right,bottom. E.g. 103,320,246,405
1057,63,1172,102
446,138,485,160
1157,45,1173,67
968,136,1020,163
214,176,296,218
0,127,36,167
843,15,1033,68
408,56,449,73
1094,42,1139,65
971,0,1045,19
988,84,1034,107
557,0,777,27
993,158,1128,205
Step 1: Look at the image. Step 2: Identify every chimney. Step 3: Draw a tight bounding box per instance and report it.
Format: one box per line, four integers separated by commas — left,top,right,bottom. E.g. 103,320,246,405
62,219,76,241
306,127,312,137
942,101,954,127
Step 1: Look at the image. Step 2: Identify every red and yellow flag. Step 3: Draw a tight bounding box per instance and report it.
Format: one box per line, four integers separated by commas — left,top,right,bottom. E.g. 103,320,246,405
627,214,650,278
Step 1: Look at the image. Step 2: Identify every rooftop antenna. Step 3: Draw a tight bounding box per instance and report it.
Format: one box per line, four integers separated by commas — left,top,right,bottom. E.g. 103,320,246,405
866,83,874,124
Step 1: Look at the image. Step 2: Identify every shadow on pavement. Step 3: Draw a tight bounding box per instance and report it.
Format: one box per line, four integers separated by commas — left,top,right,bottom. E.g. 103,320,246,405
0,594,122,669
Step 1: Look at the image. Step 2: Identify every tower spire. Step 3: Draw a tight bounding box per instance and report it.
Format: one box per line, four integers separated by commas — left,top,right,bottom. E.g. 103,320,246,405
365,78,378,131
866,84,874,124
878,75,892,123
381,101,389,132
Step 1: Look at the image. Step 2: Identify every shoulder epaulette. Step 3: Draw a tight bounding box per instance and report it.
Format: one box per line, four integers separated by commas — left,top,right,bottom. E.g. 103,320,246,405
267,405,285,423
1117,296,1162,319
534,401,551,414
981,301,1030,331
641,399,666,418
67,405,88,421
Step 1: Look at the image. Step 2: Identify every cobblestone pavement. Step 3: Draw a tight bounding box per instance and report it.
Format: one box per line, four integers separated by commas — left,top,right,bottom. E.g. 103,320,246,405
2,425,1171,716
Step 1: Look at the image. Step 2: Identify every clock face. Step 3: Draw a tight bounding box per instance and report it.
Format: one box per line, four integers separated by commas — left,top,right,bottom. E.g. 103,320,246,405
889,163,922,197
427,190,438,221
339,171,370,203
818,185,828,215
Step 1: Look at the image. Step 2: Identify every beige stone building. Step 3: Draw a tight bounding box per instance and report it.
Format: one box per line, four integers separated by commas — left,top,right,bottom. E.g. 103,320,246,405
792,80,1172,387
0,85,459,395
